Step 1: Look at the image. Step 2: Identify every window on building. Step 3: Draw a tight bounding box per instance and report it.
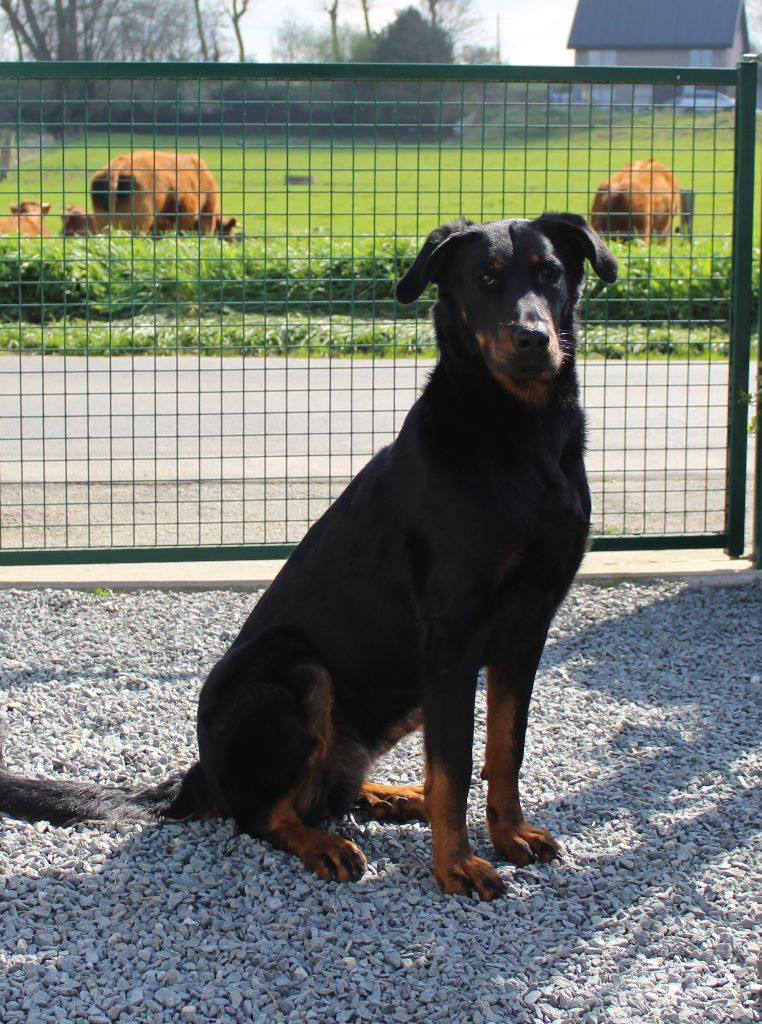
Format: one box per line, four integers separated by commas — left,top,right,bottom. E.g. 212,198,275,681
589,49,617,65
689,49,713,67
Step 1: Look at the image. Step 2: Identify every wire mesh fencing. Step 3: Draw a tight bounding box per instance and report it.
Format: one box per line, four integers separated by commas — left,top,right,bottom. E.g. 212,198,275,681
0,62,755,563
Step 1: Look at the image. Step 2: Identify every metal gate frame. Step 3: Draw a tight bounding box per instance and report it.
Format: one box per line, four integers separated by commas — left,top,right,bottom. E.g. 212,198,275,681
0,58,757,566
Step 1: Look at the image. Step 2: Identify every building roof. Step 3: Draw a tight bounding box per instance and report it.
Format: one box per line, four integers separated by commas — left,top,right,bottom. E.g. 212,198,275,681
568,0,744,50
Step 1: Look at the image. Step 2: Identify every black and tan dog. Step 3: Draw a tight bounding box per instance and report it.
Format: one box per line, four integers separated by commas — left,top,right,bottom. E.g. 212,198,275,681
0,214,616,901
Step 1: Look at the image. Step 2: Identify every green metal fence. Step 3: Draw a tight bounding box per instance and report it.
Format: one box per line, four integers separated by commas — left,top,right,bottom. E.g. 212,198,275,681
0,60,757,565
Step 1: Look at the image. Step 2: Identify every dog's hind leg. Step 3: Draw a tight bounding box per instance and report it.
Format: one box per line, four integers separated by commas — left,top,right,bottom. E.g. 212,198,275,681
357,709,426,821
198,646,368,882
357,781,427,822
265,795,367,882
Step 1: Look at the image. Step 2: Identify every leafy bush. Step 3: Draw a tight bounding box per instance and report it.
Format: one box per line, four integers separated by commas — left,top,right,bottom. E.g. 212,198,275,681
0,235,749,355
582,238,739,325
0,232,420,324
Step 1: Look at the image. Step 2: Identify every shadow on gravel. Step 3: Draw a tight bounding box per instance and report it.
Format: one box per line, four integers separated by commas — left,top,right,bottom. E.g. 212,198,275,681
2,582,760,1023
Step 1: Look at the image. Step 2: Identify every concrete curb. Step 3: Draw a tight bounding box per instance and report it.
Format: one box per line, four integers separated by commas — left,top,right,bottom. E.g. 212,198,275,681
0,550,758,591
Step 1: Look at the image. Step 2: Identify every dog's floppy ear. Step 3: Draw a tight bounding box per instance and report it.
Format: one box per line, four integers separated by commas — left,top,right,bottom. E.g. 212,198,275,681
396,219,476,303
533,212,617,283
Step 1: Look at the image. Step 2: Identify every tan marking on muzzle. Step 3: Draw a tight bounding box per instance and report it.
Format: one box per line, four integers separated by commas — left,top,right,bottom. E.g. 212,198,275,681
476,322,564,407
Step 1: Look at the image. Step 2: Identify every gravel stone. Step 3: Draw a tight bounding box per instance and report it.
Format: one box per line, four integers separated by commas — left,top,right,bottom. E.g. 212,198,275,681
0,581,760,1023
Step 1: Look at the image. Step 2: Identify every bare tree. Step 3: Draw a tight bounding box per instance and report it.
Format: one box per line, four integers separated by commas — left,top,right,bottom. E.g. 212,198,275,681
272,14,367,62
195,0,227,60
325,0,340,60
272,16,330,62
193,0,211,60
358,0,372,38
0,0,59,59
421,0,479,40
0,0,232,61
229,0,249,62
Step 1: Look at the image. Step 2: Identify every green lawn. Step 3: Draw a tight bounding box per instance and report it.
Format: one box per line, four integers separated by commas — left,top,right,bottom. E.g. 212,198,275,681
0,115,748,358
0,315,732,360
3,114,738,244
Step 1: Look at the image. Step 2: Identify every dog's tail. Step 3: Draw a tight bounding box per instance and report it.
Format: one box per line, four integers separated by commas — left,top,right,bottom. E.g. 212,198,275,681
0,718,210,827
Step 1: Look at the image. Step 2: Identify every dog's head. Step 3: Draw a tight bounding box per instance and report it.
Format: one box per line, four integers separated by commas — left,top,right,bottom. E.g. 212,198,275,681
396,214,616,404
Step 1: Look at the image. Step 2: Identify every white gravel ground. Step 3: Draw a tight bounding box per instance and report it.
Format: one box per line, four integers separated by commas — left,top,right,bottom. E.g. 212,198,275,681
0,580,760,1024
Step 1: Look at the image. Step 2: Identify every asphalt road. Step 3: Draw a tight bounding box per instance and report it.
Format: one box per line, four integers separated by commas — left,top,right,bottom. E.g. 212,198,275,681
0,355,753,550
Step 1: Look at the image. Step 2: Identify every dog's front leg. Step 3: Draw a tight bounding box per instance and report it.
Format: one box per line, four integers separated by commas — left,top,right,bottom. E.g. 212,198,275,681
483,644,562,866
423,670,505,901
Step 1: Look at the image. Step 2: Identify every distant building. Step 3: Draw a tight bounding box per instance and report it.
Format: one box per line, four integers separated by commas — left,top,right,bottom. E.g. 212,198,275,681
568,0,762,104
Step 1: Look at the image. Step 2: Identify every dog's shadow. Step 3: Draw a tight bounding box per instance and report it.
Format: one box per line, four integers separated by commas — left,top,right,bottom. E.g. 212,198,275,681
2,582,760,1016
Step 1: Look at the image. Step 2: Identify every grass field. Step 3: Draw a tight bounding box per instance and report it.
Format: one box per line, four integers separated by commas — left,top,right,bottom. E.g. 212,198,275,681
3,114,738,243
0,316,731,360
0,114,749,359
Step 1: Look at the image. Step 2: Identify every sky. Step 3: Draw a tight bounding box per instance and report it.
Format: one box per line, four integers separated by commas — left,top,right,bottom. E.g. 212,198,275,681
239,0,579,65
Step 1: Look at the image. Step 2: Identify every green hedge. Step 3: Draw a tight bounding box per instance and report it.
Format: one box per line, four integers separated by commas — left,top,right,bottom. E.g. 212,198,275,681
582,242,738,325
0,233,416,323
0,233,749,330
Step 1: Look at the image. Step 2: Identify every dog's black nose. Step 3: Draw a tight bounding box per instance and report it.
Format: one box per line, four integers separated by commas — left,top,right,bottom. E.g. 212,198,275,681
513,323,551,352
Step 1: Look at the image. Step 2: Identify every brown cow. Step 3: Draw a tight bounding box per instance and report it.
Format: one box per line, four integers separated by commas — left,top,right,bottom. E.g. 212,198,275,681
590,160,682,243
0,200,52,237
90,151,222,235
61,204,97,236
62,204,234,240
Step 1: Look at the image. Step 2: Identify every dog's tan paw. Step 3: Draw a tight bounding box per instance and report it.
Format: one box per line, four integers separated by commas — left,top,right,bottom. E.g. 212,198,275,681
299,833,368,882
434,854,506,901
490,820,561,866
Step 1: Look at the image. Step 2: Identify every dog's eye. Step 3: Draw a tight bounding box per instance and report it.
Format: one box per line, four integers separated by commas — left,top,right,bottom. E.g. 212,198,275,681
538,264,559,283
479,271,497,287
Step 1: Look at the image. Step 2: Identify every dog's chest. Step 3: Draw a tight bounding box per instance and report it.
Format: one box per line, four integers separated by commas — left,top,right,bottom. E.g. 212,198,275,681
483,453,590,622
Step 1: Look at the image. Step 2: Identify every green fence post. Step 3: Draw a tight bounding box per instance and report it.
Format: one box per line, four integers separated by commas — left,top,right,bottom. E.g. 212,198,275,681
726,55,758,557
755,367,762,569
756,208,762,568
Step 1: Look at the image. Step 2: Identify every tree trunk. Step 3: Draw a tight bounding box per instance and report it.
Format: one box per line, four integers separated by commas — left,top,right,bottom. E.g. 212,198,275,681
359,0,371,38
231,0,249,62
193,0,211,61
55,0,80,61
0,129,16,183
326,0,339,60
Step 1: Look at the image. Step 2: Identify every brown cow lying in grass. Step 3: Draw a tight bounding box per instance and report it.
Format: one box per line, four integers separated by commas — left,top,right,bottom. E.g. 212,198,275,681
0,200,52,236
590,159,682,243
62,204,238,241
90,151,222,235
61,204,97,236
